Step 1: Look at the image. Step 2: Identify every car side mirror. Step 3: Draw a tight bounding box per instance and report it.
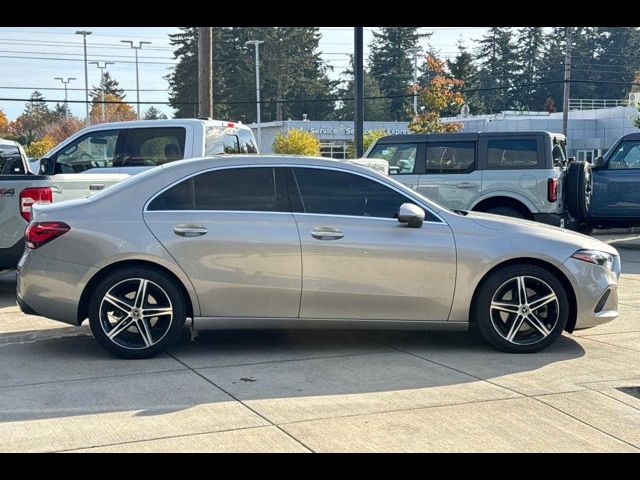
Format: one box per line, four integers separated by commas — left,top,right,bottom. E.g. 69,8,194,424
593,156,605,168
397,203,425,228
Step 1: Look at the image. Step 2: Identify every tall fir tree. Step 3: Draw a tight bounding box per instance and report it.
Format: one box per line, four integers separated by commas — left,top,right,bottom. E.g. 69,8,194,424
368,27,428,120
167,27,200,118
90,71,125,101
514,27,546,110
474,27,518,113
446,41,482,115
592,27,640,99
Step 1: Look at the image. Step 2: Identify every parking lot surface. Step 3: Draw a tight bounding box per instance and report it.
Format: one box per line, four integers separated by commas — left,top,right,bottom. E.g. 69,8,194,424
1,235,639,452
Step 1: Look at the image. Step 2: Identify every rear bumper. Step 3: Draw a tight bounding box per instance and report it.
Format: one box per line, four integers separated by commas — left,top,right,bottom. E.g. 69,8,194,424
0,238,25,270
533,212,569,228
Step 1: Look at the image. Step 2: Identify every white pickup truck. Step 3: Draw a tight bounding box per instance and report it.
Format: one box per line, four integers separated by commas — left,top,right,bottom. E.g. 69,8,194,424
38,118,259,203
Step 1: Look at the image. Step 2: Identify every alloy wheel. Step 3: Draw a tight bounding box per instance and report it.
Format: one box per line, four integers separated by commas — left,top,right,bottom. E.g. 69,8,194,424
99,278,174,350
489,275,560,346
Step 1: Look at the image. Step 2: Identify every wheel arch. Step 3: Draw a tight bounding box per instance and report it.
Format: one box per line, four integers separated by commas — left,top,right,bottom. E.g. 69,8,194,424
471,195,534,219
469,257,578,333
77,259,197,325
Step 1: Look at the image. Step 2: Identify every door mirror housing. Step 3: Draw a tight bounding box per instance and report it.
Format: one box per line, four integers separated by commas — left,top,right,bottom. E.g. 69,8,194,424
397,203,425,228
593,156,605,168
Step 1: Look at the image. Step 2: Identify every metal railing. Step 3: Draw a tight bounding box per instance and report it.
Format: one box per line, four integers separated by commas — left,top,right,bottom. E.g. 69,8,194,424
569,99,630,110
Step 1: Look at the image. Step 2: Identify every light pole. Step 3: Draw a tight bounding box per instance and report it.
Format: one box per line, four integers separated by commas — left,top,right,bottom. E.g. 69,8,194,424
409,48,423,116
89,61,115,123
75,30,92,124
246,40,264,151
54,77,76,117
121,40,152,119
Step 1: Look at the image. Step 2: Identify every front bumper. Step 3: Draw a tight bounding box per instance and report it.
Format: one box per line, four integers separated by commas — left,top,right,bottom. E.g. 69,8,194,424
563,256,620,330
17,249,97,326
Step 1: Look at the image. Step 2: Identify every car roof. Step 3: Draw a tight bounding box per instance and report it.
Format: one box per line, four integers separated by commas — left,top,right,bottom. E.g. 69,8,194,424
77,118,252,132
373,131,562,143
618,132,640,141
0,138,20,147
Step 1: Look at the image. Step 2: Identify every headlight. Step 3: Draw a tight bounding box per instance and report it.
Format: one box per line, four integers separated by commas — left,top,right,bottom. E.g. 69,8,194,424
571,249,615,271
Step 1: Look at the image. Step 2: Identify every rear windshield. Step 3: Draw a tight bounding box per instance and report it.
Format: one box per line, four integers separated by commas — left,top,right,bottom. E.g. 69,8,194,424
205,126,258,155
0,146,25,175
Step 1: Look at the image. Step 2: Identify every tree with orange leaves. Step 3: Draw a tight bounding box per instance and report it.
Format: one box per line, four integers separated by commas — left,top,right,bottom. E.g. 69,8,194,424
89,93,137,125
0,108,9,134
408,55,465,134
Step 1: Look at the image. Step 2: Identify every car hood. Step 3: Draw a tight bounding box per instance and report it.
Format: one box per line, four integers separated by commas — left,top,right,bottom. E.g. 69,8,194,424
463,211,619,256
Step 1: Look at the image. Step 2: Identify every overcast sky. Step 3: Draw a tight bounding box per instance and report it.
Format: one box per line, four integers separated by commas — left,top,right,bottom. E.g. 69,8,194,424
0,27,489,120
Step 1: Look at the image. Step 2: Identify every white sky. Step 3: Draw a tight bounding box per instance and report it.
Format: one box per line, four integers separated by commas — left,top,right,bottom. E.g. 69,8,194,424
0,27,489,120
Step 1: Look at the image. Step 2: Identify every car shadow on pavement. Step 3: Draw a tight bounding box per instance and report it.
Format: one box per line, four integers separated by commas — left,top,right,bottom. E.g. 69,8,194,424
0,326,586,423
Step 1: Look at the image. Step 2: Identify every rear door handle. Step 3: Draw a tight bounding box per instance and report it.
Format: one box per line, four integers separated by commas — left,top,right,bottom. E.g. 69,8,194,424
174,224,207,237
311,227,344,240
456,182,476,189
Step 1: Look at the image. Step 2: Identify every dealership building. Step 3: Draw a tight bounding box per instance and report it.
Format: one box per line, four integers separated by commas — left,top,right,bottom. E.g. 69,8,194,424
250,103,640,161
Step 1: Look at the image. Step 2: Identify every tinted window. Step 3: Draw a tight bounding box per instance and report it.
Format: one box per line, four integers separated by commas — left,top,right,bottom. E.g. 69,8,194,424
238,129,258,153
293,167,414,218
0,146,25,174
148,167,276,211
123,127,185,167
367,143,417,175
487,139,540,168
607,141,640,169
426,142,475,173
55,130,119,173
205,127,257,155
223,135,240,153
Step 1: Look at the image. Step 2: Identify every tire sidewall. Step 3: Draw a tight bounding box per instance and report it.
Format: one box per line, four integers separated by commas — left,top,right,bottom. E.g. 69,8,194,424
88,267,187,359
474,264,570,353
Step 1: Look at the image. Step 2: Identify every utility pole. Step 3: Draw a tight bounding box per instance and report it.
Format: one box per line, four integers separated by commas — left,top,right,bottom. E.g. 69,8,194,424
121,40,151,119
409,49,422,116
198,27,213,119
54,77,76,117
354,27,364,158
246,40,264,151
75,30,92,125
89,61,115,123
562,27,572,138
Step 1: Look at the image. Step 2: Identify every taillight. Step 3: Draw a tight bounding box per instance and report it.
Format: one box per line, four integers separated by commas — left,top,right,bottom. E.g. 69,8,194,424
547,178,558,203
226,122,236,128
19,187,53,222
24,222,70,249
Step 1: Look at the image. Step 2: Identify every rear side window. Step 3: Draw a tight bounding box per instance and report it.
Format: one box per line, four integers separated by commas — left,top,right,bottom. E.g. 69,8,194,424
148,167,276,211
123,127,186,167
367,143,418,175
487,139,540,168
0,146,25,174
292,167,415,219
426,142,475,174
205,127,258,155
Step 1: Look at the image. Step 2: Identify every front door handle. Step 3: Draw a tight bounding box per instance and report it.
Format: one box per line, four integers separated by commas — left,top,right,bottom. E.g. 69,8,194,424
174,224,207,237
89,183,105,192
456,182,476,189
311,227,344,240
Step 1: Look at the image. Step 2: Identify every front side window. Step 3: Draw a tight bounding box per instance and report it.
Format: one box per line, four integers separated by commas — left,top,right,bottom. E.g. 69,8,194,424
367,143,418,175
292,167,415,219
426,142,475,174
148,167,276,212
607,141,640,169
487,139,540,168
123,127,186,167
55,130,119,174
0,146,25,174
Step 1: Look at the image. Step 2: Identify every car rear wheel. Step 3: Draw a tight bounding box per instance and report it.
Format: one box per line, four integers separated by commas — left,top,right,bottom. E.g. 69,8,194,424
473,264,569,353
88,266,186,359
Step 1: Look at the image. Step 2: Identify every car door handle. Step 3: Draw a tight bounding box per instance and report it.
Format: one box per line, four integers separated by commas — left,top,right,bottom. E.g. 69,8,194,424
311,227,344,240
89,183,105,191
456,182,476,189
174,225,207,237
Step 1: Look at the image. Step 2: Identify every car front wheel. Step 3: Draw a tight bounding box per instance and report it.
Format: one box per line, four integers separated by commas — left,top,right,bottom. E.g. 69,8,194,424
473,264,569,353
88,266,187,359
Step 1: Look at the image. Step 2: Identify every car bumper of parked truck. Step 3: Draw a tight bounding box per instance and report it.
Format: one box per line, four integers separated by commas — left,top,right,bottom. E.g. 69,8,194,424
533,213,569,228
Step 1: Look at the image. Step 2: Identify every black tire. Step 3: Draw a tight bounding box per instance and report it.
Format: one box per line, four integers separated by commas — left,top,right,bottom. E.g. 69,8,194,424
484,205,527,219
565,161,593,220
473,264,569,353
88,266,187,359
575,223,594,236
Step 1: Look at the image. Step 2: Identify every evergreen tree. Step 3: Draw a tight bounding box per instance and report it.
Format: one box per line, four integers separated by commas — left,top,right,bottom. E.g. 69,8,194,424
368,27,428,120
14,91,53,135
446,42,482,115
144,106,167,120
333,56,391,121
53,102,71,119
474,27,518,113
592,27,640,99
90,71,125,101
514,27,546,110
167,27,199,118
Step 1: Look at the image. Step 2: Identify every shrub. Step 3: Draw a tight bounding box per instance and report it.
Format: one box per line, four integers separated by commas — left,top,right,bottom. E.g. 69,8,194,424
24,135,56,159
273,128,321,156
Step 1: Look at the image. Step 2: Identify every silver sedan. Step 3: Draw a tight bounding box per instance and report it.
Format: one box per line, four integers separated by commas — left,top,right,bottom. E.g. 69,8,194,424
17,156,620,358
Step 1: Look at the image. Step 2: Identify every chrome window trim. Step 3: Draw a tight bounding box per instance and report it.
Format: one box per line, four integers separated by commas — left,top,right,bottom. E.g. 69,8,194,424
143,163,447,225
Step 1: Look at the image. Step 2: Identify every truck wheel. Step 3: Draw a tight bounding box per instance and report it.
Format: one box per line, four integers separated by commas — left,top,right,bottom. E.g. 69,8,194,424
565,161,593,220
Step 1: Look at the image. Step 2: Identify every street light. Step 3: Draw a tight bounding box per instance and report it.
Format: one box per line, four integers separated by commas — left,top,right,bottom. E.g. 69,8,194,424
121,40,152,119
53,77,76,117
245,40,264,151
75,30,92,124
89,61,115,123
408,48,423,116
